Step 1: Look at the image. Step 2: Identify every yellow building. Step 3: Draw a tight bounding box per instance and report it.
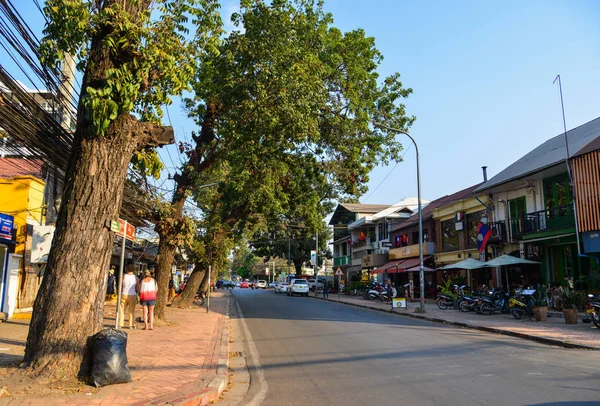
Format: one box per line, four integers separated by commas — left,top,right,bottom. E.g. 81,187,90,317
432,187,493,287
0,158,45,314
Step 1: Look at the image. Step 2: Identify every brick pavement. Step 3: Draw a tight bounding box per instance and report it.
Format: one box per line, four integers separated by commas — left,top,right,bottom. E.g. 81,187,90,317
0,291,231,406
312,293,600,349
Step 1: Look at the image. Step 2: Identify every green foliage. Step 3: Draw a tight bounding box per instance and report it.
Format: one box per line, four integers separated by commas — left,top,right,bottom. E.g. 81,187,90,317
557,288,586,311
131,149,164,179
438,279,458,301
185,0,414,205
153,200,196,248
533,285,548,307
40,0,223,136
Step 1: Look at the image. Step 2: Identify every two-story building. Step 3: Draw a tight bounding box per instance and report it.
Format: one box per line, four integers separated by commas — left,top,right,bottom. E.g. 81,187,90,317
475,116,600,287
0,157,46,316
329,203,391,284
572,136,600,271
350,198,420,284
432,182,492,288
383,183,484,296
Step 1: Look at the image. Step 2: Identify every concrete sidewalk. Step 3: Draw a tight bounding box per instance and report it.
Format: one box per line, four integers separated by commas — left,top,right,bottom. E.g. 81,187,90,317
0,291,231,405
312,293,600,350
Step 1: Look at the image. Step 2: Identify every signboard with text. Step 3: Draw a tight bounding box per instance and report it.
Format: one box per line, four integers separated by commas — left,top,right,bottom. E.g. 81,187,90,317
111,219,136,241
0,213,14,241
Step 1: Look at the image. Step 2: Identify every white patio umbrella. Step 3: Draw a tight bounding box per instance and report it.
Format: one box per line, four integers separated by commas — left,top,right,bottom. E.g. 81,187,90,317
438,258,485,270
481,255,541,289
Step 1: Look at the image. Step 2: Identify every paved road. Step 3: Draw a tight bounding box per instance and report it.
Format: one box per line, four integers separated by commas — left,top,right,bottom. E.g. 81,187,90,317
232,288,600,406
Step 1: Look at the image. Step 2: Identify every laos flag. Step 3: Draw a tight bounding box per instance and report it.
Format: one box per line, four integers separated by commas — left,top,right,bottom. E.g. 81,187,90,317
477,222,492,253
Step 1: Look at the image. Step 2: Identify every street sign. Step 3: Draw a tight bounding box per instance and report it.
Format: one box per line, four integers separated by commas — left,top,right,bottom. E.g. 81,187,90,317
310,250,316,265
335,267,343,276
381,241,393,248
113,218,136,241
392,298,407,309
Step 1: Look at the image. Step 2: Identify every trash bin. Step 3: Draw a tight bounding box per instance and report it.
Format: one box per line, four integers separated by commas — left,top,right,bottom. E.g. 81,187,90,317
91,328,131,387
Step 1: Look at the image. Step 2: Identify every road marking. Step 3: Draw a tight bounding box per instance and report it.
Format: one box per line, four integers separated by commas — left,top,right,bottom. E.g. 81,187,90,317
236,301,268,406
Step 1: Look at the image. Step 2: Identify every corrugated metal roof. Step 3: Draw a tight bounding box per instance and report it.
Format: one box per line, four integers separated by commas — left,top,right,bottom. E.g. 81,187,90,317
339,203,391,213
391,183,483,232
475,116,600,193
573,135,600,157
329,203,391,226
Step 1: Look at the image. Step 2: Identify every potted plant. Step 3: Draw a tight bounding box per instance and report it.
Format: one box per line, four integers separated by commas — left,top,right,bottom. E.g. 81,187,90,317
559,288,579,324
532,286,548,322
438,279,459,309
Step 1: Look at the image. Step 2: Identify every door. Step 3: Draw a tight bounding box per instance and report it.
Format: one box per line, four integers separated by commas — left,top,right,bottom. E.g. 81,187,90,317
543,173,573,230
508,197,527,237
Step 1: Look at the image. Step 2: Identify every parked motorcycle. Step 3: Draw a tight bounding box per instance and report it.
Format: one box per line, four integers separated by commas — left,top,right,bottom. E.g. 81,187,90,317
458,295,479,312
436,293,454,310
588,294,600,328
363,284,382,300
479,289,510,315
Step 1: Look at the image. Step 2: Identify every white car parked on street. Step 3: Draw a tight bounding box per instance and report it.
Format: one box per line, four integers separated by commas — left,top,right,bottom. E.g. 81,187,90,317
257,280,267,289
287,279,310,296
275,282,289,293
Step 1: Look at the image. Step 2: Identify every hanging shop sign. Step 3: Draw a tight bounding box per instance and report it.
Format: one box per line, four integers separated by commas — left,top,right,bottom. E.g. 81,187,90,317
0,213,14,242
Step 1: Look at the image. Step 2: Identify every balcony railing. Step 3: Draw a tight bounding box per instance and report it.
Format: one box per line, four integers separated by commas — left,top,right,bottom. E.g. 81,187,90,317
524,204,575,235
333,256,351,266
489,221,507,242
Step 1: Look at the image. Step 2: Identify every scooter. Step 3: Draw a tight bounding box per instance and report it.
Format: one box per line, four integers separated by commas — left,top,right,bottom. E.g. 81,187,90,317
363,284,382,300
458,295,478,312
588,294,600,328
436,293,454,310
479,290,510,315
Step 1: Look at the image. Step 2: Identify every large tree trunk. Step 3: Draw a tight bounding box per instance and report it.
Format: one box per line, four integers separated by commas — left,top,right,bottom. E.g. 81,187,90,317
154,189,186,320
171,266,206,308
24,116,141,379
154,104,218,320
23,0,172,380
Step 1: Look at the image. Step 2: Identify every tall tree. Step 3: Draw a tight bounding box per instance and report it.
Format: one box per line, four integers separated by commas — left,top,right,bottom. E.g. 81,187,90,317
24,0,221,380
154,0,414,318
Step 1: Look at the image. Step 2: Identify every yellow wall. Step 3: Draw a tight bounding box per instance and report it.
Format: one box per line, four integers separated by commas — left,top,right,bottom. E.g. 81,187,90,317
0,176,45,254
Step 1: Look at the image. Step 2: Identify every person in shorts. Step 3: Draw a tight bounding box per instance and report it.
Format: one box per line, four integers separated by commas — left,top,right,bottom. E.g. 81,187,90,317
138,269,158,330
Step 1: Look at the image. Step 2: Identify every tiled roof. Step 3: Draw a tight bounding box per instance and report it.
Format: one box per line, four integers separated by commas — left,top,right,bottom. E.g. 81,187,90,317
0,158,43,179
391,183,483,232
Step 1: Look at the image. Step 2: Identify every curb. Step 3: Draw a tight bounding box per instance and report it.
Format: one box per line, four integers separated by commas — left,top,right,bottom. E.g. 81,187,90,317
167,295,231,406
309,295,599,351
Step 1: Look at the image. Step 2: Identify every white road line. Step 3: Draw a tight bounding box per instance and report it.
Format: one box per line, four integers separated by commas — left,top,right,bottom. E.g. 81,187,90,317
236,301,268,406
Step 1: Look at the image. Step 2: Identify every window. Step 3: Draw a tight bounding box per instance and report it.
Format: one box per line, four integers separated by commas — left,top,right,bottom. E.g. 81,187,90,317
412,232,419,244
342,243,348,256
378,222,389,241
441,219,458,252
466,210,486,249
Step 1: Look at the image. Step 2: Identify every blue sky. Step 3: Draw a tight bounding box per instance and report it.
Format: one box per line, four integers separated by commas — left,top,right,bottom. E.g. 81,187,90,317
3,0,600,211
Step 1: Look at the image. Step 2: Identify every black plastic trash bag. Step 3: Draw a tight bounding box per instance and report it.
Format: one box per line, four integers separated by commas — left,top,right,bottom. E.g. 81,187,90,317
91,328,131,387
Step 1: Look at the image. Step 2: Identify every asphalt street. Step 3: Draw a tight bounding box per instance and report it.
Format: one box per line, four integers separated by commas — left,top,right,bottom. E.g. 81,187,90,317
232,288,600,406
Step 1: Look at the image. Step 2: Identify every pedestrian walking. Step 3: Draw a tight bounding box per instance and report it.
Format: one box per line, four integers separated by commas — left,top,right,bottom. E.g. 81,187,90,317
322,281,329,299
119,264,139,329
139,269,158,330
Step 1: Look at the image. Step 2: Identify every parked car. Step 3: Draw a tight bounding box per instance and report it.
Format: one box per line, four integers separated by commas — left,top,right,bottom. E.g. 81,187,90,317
240,281,250,289
222,280,235,289
234,281,241,287
275,282,289,293
288,279,310,296
257,280,268,289
269,281,277,289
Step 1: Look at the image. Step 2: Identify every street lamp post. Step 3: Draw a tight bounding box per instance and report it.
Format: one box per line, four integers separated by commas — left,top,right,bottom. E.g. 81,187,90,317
373,122,426,313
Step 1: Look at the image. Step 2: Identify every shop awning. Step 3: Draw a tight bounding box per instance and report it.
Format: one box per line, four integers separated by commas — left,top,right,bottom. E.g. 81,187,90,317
372,259,405,274
396,256,430,272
